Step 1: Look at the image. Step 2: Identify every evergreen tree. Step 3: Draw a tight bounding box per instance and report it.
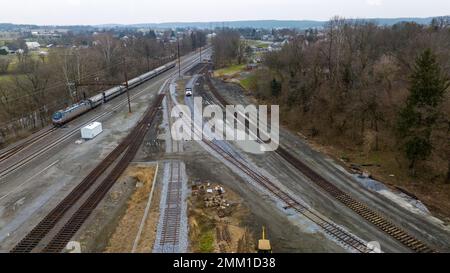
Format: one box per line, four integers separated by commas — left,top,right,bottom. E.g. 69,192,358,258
147,30,156,39
271,79,282,97
397,49,449,175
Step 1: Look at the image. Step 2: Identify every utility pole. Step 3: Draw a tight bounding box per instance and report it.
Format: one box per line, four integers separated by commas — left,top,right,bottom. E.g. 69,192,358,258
76,56,131,111
177,36,181,78
200,45,202,62
68,82,78,102
124,57,132,113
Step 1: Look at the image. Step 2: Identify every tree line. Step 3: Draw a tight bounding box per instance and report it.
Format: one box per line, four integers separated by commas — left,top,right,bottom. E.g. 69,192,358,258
0,30,207,146
212,29,248,68
250,18,449,182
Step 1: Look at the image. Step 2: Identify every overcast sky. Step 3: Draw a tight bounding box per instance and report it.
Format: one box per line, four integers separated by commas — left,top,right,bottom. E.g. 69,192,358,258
2,0,450,25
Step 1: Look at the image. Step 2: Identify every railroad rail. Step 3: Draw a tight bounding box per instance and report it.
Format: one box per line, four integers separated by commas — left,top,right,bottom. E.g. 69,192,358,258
158,161,183,252
0,52,205,180
0,127,57,164
8,51,207,253
10,94,165,253
0,89,156,180
172,87,369,252
203,138,369,252
203,75,436,253
276,148,434,253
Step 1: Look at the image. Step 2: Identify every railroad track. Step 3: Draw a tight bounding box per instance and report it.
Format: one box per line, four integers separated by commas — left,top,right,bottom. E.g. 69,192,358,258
10,94,166,253
276,148,434,253
203,75,436,253
158,161,183,252
0,53,204,180
203,138,369,253
0,89,154,180
171,90,369,253
0,81,166,180
9,51,209,253
0,127,57,164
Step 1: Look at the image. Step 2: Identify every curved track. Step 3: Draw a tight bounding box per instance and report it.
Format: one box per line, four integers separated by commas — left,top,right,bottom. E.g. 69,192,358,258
9,49,210,253
204,75,436,253
11,94,165,253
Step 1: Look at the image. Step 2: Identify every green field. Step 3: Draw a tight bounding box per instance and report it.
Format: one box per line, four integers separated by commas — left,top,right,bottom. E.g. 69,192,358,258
239,74,257,91
245,39,271,48
0,74,13,84
214,64,246,77
0,51,49,75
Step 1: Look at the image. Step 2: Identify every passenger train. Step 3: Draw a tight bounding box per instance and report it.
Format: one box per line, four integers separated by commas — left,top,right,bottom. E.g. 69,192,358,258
52,62,176,126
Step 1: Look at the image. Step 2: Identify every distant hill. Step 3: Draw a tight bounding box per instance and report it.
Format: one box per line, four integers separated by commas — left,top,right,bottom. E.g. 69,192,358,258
1,17,447,31
126,20,327,29
0,23,38,30
98,17,443,30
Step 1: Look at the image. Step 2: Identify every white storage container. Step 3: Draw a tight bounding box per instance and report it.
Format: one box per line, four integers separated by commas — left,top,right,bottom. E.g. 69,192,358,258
81,122,103,140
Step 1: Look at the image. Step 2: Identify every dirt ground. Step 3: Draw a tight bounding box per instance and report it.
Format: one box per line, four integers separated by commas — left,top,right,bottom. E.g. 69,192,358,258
205,77,450,252
104,164,158,253
213,76,450,220
180,148,345,253
294,134,450,223
217,71,450,223
188,181,256,253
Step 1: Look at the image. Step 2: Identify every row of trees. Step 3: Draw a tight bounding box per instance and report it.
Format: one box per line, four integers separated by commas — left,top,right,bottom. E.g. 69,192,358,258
212,30,248,68
0,30,207,146
253,18,449,182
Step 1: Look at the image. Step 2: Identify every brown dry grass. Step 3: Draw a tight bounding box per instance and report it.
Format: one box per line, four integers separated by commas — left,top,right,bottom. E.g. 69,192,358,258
188,184,255,253
104,164,157,253
175,79,187,104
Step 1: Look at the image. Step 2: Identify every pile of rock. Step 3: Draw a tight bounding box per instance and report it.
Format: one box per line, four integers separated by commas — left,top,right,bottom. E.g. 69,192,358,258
192,182,233,218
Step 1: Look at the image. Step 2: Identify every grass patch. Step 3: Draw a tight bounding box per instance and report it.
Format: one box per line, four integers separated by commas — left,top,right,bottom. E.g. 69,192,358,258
214,64,246,77
240,74,256,91
198,230,215,253
0,74,13,84
245,40,271,48
189,209,217,253
256,43,270,49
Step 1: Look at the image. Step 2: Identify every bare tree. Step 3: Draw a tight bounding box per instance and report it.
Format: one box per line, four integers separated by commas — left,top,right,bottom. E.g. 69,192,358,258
0,57,11,74
95,33,120,77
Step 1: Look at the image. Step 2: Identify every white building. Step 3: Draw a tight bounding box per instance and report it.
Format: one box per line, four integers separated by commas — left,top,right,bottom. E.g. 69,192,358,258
0,46,11,54
26,42,41,51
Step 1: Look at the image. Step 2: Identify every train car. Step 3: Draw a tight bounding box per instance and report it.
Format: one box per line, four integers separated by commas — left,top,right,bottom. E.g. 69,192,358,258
103,86,124,102
140,70,157,81
51,61,177,126
127,77,141,89
154,66,165,74
88,93,104,108
164,63,176,72
52,101,92,126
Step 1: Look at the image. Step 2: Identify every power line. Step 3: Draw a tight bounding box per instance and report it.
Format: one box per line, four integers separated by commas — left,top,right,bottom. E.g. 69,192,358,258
0,57,146,103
